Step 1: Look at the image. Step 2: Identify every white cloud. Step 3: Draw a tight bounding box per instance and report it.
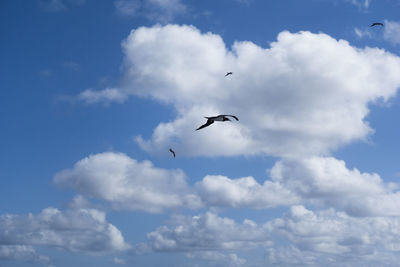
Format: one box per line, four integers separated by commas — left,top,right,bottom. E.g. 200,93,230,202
384,20,400,45
196,175,298,209
195,156,400,215
265,205,400,266
270,156,400,216
91,24,400,158
53,152,400,216
0,245,49,263
114,0,186,22
147,212,271,252
54,152,202,213
0,206,130,253
143,206,400,266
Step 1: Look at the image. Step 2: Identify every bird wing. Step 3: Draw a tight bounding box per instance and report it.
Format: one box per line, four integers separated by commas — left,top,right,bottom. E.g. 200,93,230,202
169,149,176,157
195,119,214,130
370,22,383,27
222,115,239,121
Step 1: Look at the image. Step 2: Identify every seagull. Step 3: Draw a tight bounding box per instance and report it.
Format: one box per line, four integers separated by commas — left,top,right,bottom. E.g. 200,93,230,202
195,115,239,131
225,72,233,77
169,148,176,158
370,22,384,27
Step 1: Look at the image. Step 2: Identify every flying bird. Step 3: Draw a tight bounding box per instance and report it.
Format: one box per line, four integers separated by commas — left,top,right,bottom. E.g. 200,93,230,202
195,115,239,131
169,148,176,158
225,72,233,77
370,22,384,27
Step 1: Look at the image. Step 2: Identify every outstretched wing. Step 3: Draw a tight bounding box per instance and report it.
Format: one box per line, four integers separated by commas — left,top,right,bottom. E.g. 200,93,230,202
225,72,233,76
195,119,214,131
222,115,239,121
370,22,384,27
169,148,176,157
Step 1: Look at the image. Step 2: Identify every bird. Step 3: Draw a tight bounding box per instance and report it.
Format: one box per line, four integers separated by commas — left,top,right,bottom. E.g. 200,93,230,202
195,115,239,131
169,148,176,158
225,72,233,77
370,22,384,27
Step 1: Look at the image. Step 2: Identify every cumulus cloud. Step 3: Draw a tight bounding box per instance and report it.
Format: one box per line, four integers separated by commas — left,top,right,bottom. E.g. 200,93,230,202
53,152,400,216
384,20,400,45
114,0,187,22
55,152,296,212
147,212,271,252
0,206,130,253
54,152,202,213
84,24,400,158
196,175,298,209
143,206,400,266
265,205,400,266
270,156,400,216
195,156,400,216
0,245,49,263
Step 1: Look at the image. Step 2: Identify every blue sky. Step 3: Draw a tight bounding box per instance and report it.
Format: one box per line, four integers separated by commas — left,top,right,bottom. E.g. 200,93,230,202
2,0,400,266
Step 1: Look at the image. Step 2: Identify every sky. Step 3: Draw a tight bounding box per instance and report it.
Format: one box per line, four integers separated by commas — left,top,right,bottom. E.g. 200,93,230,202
2,0,400,266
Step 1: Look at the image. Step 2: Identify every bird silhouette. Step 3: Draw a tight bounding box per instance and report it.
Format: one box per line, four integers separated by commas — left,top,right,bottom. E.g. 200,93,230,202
169,148,176,158
225,72,233,77
370,22,384,27
195,115,238,131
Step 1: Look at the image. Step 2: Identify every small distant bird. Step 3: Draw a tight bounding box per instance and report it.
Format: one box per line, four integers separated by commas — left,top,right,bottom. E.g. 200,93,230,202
370,22,384,27
225,72,233,77
195,115,239,131
169,148,176,158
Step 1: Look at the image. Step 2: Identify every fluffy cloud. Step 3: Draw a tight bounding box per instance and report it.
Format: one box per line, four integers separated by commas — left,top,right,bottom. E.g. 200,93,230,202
0,206,130,254
265,205,400,266
195,156,400,215
55,152,296,212
147,212,271,252
270,156,400,216
0,245,49,263
143,206,400,266
83,24,400,158
196,175,298,209
54,152,202,213
53,152,400,216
